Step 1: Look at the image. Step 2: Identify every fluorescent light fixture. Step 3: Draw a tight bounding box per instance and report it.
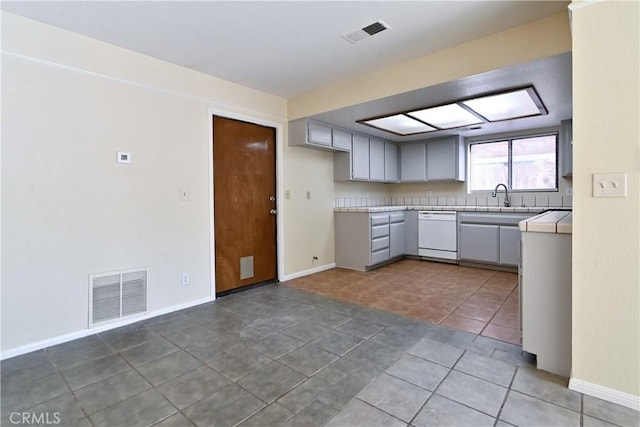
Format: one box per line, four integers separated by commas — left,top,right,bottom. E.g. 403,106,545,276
357,86,547,136
363,114,437,135
408,103,483,129
462,88,546,121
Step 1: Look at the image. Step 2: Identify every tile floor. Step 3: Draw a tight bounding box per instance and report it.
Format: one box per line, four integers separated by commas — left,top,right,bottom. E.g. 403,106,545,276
286,259,521,344
1,275,638,427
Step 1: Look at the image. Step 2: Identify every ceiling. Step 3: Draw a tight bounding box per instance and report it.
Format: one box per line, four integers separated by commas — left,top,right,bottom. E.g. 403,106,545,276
2,1,572,141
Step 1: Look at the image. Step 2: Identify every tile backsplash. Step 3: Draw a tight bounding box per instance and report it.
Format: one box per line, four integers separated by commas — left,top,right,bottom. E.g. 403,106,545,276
335,193,573,208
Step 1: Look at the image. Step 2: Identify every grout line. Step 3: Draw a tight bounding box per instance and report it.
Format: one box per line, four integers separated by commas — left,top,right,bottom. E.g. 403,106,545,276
493,365,519,425
354,396,413,425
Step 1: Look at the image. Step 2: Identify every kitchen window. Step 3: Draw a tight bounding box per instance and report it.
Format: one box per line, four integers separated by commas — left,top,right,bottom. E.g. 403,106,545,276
468,134,558,192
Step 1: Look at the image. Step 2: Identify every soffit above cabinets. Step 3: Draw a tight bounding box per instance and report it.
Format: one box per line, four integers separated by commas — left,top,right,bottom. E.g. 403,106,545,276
311,52,572,142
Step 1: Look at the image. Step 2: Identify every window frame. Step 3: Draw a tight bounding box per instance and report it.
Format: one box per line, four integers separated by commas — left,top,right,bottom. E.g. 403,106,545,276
467,131,559,193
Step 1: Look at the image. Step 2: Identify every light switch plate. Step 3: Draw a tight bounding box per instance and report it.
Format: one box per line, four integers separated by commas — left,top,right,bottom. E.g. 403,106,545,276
593,173,627,198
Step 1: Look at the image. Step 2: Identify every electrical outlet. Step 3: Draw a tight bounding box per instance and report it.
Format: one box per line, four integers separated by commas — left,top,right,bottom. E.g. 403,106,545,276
593,173,627,198
306,191,311,200
285,190,291,199
181,273,190,286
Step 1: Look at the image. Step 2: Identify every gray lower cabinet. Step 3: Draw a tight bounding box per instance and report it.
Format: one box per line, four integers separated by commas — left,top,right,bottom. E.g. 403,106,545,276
404,210,419,256
389,212,406,258
459,224,500,264
335,211,405,271
369,138,385,182
499,226,521,266
458,212,535,268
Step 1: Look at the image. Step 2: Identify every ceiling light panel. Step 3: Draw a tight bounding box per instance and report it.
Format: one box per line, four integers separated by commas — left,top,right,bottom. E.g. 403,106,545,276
462,88,545,121
363,115,437,135
408,103,483,129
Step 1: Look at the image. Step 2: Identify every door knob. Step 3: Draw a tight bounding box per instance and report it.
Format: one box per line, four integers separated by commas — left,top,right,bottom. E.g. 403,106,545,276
270,209,277,215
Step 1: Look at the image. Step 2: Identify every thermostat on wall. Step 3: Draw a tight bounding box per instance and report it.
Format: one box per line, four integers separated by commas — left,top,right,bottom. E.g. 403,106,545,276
116,151,131,164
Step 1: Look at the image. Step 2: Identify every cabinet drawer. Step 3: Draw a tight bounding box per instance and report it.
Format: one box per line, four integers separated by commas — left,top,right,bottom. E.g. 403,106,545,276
371,236,390,252
371,224,390,239
370,249,390,265
370,215,389,226
389,212,405,223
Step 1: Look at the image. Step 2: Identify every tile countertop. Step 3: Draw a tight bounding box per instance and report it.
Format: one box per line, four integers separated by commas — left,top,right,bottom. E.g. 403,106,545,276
519,210,573,234
333,205,563,214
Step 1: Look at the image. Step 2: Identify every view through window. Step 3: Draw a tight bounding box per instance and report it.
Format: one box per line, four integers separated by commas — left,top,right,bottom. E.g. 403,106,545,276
469,134,557,192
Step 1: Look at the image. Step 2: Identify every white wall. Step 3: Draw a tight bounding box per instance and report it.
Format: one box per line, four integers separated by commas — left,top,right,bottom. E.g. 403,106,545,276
570,0,640,402
281,146,336,276
1,12,287,354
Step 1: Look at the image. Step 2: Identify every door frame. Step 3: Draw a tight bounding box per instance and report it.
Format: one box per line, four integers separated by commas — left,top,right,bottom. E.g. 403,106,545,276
208,108,285,297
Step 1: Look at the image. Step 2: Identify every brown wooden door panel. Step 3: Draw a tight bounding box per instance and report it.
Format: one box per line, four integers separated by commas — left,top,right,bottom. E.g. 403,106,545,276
213,116,277,293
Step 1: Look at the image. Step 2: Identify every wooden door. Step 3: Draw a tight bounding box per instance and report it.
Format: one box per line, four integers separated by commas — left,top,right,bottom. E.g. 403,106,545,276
213,116,277,294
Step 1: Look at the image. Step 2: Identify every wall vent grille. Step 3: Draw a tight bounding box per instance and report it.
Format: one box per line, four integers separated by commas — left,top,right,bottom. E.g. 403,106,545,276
89,269,147,327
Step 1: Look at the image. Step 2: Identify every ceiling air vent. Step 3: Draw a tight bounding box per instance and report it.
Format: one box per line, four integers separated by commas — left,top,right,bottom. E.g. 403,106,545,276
342,19,390,44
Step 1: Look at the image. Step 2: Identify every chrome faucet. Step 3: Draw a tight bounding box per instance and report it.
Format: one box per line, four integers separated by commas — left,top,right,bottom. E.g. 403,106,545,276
492,183,511,207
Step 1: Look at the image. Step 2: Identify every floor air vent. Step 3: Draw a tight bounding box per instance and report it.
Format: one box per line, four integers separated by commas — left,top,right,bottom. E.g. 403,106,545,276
89,269,148,327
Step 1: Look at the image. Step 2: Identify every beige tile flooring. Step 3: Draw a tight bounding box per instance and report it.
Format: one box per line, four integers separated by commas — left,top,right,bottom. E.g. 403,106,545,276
285,259,521,345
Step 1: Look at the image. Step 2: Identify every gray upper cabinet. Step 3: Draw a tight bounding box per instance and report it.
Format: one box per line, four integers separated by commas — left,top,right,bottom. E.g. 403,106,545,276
334,136,398,183
561,119,573,177
400,142,427,182
333,128,352,151
426,136,465,181
369,138,385,182
308,121,332,146
352,134,370,181
384,142,398,183
289,119,351,152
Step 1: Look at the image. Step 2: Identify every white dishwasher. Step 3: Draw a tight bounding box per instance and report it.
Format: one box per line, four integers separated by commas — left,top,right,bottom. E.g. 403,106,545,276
418,211,457,260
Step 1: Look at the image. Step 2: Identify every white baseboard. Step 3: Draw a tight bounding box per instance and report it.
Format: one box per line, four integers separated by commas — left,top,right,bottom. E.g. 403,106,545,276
0,295,216,361
569,377,640,411
281,262,336,282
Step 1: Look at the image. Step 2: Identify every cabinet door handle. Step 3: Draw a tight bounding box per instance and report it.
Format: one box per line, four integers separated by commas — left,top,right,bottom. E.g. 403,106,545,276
269,196,276,201
270,209,277,215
